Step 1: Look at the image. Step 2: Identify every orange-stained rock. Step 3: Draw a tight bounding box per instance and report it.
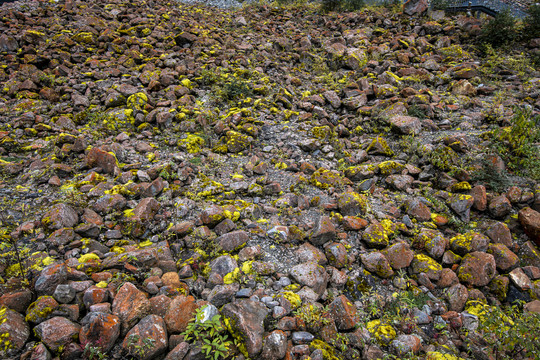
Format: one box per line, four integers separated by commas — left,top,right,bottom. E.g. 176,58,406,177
519,207,540,247
0,306,30,354
112,282,150,335
164,295,199,334
0,289,33,314
328,295,359,331
86,147,118,175
34,316,81,352
122,314,168,360
83,286,109,309
79,312,121,352
25,296,59,324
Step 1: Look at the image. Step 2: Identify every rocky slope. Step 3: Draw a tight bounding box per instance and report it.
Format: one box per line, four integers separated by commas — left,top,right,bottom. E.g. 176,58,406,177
0,0,540,359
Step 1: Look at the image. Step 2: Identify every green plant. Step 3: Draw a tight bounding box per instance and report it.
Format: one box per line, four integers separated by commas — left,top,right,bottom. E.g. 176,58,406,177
407,105,427,120
83,343,108,360
522,5,540,40
0,198,30,286
125,334,156,358
478,10,518,48
430,0,451,11
182,306,233,360
465,301,540,359
321,0,365,12
471,157,511,192
489,107,540,180
294,304,331,332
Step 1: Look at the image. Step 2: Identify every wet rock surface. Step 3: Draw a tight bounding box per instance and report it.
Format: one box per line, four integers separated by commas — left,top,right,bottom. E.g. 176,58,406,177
0,0,539,359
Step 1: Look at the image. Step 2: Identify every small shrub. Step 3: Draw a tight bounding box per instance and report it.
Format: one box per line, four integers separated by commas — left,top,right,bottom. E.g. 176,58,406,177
471,157,511,193
489,107,540,180
522,4,540,40
478,10,518,48
430,0,451,11
321,0,365,12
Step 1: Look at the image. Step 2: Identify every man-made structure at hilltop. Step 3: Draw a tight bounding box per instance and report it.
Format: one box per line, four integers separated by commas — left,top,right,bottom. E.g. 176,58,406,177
440,0,529,18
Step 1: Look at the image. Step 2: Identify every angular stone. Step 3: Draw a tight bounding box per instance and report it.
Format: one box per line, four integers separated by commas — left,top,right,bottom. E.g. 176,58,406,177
342,216,368,231
208,284,239,307
519,207,540,247
164,342,190,360
42,204,78,230
448,194,474,222
485,222,513,247
361,252,394,278
201,204,225,227
338,192,367,216
385,175,414,191
83,286,109,309
489,195,512,219
0,307,30,353
216,230,249,252
123,314,168,360
295,243,327,265
446,283,468,312
34,316,81,352
450,231,489,256
132,197,161,221
47,228,76,248
209,255,238,278
389,115,422,135
325,243,348,268
329,295,359,331
53,284,76,304
93,194,127,214
290,262,329,297
411,254,442,280
471,185,487,211
458,252,497,287
488,243,519,272
520,241,540,268
86,147,118,175
310,216,336,246
0,289,33,314
79,312,121,353
260,330,288,360
390,334,422,356
406,199,431,222
383,242,414,269
35,263,68,296
25,296,59,324
403,0,428,16
509,268,532,290
164,295,198,334
362,223,389,249
222,299,268,358
112,282,150,335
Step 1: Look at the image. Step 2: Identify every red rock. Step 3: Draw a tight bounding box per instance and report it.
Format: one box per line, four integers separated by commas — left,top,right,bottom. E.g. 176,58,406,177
164,295,199,334
329,295,359,331
112,282,150,335
325,243,348,268
0,289,33,314
383,242,414,269
79,312,121,352
290,262,329,297
216,230,249,252
485,221,513,247
360,252,395,278
389,115,422,135
489,195,512,219
0,306,30,354
164,342,190,360
342,216,368,231
86,147,119,175
25,296,59,324
132,197,161,221
42,203,78,230
34,316,81,352
83,286,109,309
458,252,496,287
310,216,336,246
518,207,540,246
122,314,168,360
446,283,468,312
406,199,431,222
92,194,127,214
488,243,519,272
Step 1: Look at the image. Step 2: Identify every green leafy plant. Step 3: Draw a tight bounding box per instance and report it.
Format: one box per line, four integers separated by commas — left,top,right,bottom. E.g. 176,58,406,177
489,107,540,180
430,0,451,11
465,301,540,359
83,343,108,360
125,334,156,358
522,4,540,40
321,0,366,12
182,306,233,360
294,304,331,332
471,157,511,193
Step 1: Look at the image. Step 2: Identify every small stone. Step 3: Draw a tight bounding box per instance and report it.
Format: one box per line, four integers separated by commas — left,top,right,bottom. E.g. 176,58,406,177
406,199,431,222
53,284,76,304
310,216,336,246
489,195,512,219
390,334,422,356
292,331,314,345
216,230,249,252
79,312,121,352
361,252,394,278
164,295,198,334
509,268,532,290
485,221,513,247
446,283,468,312
35,263,68,296
260,330,288,360
329,295,360,331
34,316,81,352
488,243,519,272
471,185,487,211
86,147,119,175
42,204,78,230
290,262,329,297
389,115,422,135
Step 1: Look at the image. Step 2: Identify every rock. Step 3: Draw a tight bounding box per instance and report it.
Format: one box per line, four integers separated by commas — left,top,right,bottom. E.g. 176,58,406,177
360,252,394,278
487,243,519,272
518,207,540,246
390,334,422,356
411,254,442,280
385,174,414,191
25,342,51,360
164,295,198,333
0,307,30,354
260,330,288,360
222,299,268,358
25,296,59,324
86,147,119,175
342,216,368,231
208,284,239,307
164,342,190,360
471,185,487,211
520,241,540,268
290,262,329,297
201,204,225,227
83,286,109,309
79,312,121,352
42,204,78,230
524,300,540,314
458,252,497,287
338,192,367,216
489,195,512,219
132,197,161,221
35,263,68,296
446,283,468,312
310,216,336,246
34,316,81,352
403,0,428,16
325,243,348,268
388,115,422,135
329,295,359,331
0,289,33,314
209,255,238,278
47,228,76,248
449,231,489,256
112,282,150,335
53,284,76,304
123,315,168,360
362,223,389,249
383,242,414,269
485,221,513,247
448,194,474,222
93,194,127,214
406,199,431,222
295,243,327,265
216,230,249,252
451,79,476,96
509,268,532,290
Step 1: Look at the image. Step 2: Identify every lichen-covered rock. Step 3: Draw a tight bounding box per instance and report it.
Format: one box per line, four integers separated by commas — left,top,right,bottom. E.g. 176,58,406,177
79,312,121,353
338,192,367,216
362,223,389,249
488,243,519,272
260,330,288,360
328,295,360,331
112,282,150,335
86,147,119,175
518,207,540,246
489,195,512,219
222,299,268,358
450,231,489,256
42,204,78,230
122,314,168,360
216,230,249,252
34,316,81,352
164,295,198,334
310,216,336,246
361,252,395,278
458,252,497,287
290,262,329,297
411,254,442,280
0,306,30,355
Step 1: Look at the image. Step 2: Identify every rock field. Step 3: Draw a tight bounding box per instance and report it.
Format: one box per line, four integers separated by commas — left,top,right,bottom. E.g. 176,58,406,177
0,0,539,359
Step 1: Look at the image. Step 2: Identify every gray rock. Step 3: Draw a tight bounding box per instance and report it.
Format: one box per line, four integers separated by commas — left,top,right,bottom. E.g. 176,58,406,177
292,331,314,345
53,284,76,304
290,262,329,297
222,300,268,358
